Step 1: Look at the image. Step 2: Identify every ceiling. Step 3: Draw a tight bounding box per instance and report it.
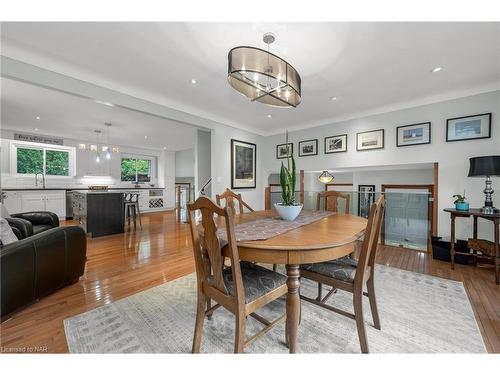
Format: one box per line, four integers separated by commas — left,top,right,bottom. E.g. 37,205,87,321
1,22,500,136
0,78,197,151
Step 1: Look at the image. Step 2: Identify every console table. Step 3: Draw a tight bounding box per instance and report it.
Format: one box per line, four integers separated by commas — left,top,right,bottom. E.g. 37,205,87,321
443,208,499,284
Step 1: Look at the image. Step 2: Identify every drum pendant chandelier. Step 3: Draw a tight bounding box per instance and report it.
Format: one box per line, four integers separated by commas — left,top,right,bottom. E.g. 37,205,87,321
227,32,301,108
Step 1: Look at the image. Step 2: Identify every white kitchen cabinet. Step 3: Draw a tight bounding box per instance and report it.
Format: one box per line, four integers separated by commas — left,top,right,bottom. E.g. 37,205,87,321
2,191,21,215
21,194,45,212
5,190,66,218
44,193,66,217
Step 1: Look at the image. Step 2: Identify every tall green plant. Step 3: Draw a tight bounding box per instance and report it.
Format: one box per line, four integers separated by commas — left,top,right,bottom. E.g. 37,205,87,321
279,131,296,206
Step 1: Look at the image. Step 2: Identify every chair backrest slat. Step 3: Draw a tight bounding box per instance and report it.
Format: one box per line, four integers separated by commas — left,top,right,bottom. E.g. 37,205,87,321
216,188,254,215
354,195,385,287
317,191,350,214
188,197,245,304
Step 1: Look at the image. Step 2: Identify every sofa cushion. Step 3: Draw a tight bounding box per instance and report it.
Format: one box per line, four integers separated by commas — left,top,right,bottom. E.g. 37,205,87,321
0,217,18,246
33,225,55,235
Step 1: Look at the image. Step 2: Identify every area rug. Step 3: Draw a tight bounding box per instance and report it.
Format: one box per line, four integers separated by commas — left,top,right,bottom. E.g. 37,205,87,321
64,265,486,353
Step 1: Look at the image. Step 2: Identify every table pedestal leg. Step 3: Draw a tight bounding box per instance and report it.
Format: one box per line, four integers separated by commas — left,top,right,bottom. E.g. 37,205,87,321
285,264,300,354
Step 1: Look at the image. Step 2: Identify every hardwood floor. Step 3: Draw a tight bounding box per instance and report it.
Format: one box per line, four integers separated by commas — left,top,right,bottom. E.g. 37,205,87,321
1,211,498,353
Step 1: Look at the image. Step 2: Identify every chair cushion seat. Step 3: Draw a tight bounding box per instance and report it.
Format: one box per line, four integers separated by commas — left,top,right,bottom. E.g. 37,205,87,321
223,261,287,303
301,256,358,282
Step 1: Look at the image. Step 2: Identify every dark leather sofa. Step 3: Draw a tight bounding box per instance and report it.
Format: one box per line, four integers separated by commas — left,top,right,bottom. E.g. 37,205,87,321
1,212,87,321
8,211,60,236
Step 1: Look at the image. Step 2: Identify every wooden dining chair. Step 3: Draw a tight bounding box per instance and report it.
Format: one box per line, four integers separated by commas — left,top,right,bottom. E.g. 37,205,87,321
187,196,287,353
300,195,385,353
216,188,255,215
316,190,350,214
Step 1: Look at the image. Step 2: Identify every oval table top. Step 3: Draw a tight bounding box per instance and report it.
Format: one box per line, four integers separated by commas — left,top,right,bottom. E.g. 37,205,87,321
215,210,367,265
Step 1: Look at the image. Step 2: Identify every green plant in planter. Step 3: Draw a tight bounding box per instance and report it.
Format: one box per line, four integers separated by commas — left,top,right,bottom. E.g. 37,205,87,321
279,152,296,206
453,192,467,204
453,191,469,211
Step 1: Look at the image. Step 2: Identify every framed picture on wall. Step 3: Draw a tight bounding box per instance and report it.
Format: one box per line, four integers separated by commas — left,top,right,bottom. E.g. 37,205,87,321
446,113,492,142
231,139,256,189
298,139,318,157
324,134,347,153
358,184,375,218
356,129,384,151
396,122,431,147
276,143,293,159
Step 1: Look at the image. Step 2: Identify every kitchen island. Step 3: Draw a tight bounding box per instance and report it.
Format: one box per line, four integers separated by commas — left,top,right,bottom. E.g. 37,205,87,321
72,190,124,238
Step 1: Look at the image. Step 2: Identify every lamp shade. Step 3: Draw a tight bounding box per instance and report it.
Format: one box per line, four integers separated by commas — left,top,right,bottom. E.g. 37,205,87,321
318,171,334,183
468,156,500,177
227,46,301,108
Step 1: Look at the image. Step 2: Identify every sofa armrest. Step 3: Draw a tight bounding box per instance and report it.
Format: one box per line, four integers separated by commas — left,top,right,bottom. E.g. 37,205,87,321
11,211,60,228
1,226,86,320
5,217,34,239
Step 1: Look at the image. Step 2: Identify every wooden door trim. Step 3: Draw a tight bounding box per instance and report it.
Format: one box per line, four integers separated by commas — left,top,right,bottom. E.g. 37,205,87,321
381,184,434,252
325,183,353,191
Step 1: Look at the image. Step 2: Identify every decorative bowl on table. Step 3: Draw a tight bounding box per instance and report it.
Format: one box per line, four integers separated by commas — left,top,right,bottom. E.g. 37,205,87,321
455,202,469,211
274,203,303,221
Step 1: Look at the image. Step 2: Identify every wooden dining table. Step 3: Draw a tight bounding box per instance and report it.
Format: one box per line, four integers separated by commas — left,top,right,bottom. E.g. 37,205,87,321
218,209,368,353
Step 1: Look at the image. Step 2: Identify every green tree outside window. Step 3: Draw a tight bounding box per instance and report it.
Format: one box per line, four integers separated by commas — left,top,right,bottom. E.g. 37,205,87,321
121,157,151,182
17,147,70,176
17,148,44,174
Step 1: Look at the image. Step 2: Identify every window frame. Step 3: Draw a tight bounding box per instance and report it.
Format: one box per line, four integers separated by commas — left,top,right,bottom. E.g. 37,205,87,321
10,140,76,178
120,153,156,183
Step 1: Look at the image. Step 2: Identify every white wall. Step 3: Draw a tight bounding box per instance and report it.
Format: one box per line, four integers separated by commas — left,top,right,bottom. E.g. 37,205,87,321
195,129,212,197
263,91,500,240
158,150,176,209
175,148,194,178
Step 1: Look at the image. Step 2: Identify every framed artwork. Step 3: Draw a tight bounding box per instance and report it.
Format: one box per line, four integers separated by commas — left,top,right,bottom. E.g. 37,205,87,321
276,143,293,159
324,134,347,153
298,139,318,157
446,113,492,142
358,184,375,218
396,122,431,147
356,129,384,151
231,139,256,189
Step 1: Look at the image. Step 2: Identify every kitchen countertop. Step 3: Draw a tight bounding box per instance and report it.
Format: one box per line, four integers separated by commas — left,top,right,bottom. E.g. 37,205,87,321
2,187,165,191
72,190,126,194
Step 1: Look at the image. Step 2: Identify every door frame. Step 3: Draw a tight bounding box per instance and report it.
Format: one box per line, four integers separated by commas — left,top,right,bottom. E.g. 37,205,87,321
381,184,435,252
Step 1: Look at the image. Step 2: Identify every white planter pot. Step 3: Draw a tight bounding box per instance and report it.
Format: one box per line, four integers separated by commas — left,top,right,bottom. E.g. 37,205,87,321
274,203,303,221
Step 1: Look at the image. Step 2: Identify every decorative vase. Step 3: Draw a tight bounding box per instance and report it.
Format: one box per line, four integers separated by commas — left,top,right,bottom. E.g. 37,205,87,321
274,203,303,221
455,202,469,211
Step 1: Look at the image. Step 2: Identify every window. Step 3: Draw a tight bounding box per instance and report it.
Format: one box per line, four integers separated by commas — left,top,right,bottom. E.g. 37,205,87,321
12,141,75,177
121,156,153,182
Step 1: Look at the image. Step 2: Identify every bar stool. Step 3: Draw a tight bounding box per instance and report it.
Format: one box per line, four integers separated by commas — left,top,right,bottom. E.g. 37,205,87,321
124,193,142,228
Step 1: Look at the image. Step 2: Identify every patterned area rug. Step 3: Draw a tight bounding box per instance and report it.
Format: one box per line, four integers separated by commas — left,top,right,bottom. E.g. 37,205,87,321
64,266,486,353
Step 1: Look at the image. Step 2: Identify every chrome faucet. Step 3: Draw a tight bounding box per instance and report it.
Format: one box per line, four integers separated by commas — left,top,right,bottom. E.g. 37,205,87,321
34,172,46,188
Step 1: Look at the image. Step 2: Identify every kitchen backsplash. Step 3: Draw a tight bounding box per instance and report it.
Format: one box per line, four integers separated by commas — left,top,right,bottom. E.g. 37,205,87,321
0,174,162,189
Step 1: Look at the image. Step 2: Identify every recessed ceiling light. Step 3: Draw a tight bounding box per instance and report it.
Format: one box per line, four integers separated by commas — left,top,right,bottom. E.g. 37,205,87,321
330,96,338,101
191,79,197,84
34,128,39,131
144,135,148,139
163,146,167,150
35,116,41,120
431,66,443,73
267,114,272,118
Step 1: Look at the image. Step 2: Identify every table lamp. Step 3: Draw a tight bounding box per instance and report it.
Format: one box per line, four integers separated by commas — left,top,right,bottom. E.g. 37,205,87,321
468,155,500,214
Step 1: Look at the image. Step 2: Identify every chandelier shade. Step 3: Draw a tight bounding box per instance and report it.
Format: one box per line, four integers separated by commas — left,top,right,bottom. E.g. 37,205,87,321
318,171,334,184
227,46,301,108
